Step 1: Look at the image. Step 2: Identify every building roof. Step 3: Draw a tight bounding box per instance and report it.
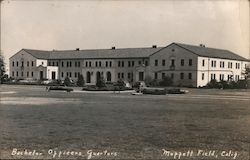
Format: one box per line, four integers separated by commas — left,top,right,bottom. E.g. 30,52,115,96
49,47,164,59
174,43,249,61
18,43,249,61
23,49,51,59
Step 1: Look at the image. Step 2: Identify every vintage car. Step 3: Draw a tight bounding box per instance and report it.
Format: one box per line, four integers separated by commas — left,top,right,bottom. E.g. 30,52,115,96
46,86,73,92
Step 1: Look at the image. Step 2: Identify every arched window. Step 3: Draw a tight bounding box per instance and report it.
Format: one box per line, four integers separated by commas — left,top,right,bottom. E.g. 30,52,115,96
86,71,91,83
106,71,111,82
96,71,101,82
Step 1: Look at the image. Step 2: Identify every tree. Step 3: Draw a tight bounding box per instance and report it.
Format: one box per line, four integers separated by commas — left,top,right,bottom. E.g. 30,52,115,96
96,75,106,88
64,76,71,86
243,66,250,79
0,52,6,84
77,74,85,87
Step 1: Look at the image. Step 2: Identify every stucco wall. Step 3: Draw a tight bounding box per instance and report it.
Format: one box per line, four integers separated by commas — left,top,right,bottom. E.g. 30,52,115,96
149,44,198,87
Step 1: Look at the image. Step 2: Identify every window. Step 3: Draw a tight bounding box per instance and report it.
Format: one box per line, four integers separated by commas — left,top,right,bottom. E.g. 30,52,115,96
95,61,98,67
109,61,112,67
180,73,184,79
12,61,15,67
69,61,72,67
12,71,14,77
211,60,217,67
27,72,29,77
145,61,148,66
21,72,23,77
27,61,29,67
128,73,131,79
89,62,92,67
162,59,166,66
69,72,72,77
181,59,184,66
75,61,78,67
99,61,101,67
41,62,44,65
61,62,64,67
32,61,34,66
155,60,158,66
228,62,232,68
211,74,216,80
236,63,240,69
106,61,108,67
202,73,204,80
138,61,141,65
21,61,24,67
188,73,192,79
121,73,124,79
189,59,192,66
66,72,69,77
132,61,135,67
16,61,19,67
121,61,124,67
57,62,59,66
16,71,18,77
75,72,77,78
202,59,205,67
171,59,175,66
128,61,131,67
220,61,225,68
219,74,224,81
61,72,64,78
31,72,33,77
118,61,121,67
154,72,158,79
118,73,120,79
162,73,165,79
171,73,174,79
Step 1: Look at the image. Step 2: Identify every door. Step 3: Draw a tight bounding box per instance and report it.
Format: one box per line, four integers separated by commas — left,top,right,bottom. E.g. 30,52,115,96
40,71,44,80
139,72,144,81
52,71,56,80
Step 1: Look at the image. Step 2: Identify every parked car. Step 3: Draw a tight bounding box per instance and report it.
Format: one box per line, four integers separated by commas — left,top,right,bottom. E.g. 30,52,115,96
46,86,73,92
141,87,167,95
167,88,189,94
133,81,147,89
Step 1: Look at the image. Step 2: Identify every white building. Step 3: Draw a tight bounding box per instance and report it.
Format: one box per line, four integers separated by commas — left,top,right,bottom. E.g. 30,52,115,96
9,43,249,87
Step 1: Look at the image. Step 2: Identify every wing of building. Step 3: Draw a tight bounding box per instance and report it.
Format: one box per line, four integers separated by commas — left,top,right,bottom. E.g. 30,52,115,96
9,42,250,87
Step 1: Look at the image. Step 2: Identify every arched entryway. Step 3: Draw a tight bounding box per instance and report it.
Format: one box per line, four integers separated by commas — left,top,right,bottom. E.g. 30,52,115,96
86,71,91,83
106,71,111,82
96,71,101,82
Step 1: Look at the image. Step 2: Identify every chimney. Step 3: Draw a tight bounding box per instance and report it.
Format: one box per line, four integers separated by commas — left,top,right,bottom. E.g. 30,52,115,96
199,44,205,47
76,48,80,51
111,46,116,50
152,45,157,48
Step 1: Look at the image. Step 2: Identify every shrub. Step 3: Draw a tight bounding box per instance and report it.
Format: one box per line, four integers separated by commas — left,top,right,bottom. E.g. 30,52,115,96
159,76,173,86
96,76,106,88
144,75,153,86
64,76,71,86
77,74,85,87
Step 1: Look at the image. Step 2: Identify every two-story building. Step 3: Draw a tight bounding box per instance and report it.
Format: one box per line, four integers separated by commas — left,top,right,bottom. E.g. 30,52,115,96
9,42,249,87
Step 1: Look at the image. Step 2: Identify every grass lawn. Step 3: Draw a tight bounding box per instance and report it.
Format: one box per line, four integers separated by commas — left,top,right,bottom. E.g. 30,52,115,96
0,85,249,159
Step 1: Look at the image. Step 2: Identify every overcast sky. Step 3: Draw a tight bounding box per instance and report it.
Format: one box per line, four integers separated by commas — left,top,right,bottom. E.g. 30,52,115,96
1,0,249,71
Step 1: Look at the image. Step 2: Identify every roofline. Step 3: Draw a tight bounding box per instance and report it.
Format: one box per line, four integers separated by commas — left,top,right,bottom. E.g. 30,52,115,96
174,43,249,61
47,57,150,60
23,49,50,59
9,49,38,60
149,43,175,57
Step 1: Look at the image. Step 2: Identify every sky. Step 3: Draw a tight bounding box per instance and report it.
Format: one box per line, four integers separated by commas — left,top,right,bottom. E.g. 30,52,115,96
1,0,249,72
